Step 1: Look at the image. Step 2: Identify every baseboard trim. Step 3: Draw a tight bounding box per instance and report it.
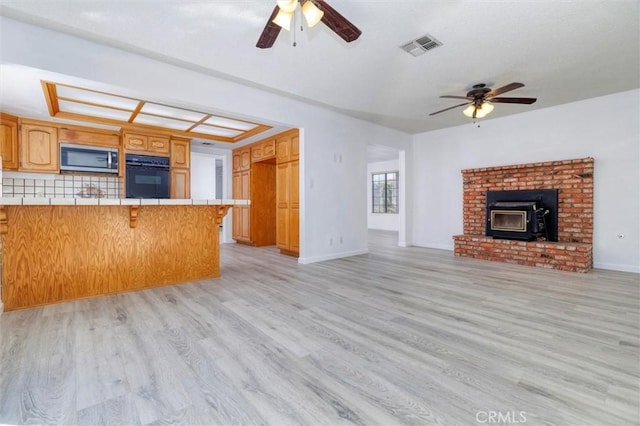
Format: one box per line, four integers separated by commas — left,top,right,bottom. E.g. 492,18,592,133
0,301,4,315
411,241,454,251
593,262,640,274
298,249,369,265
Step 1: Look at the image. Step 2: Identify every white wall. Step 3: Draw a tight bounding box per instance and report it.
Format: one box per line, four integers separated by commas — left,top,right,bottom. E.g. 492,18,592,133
190,152,217,200
190,148,234,243
412,89,640,273
367,159,400,231
0,17,413,263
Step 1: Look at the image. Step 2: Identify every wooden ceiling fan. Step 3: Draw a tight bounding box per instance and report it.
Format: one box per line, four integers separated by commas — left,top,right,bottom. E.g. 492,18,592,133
429,82,537,119
257,0,361,49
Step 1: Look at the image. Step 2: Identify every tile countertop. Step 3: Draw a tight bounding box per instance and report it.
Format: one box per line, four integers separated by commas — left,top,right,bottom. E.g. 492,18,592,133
0,198,251,206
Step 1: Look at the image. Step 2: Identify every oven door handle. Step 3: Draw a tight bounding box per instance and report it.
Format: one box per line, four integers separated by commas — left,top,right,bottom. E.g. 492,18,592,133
126,162,168,168
127,165,170,171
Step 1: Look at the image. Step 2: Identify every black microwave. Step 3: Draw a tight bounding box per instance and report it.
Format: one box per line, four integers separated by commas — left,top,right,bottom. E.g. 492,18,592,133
60,143,118,174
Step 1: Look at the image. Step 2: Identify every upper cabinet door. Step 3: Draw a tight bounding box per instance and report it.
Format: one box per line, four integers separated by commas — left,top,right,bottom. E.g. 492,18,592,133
232,147,251,171
148,136,170,155
20,123,59,172
170,138,190,169
124,133,148,151
232,151,242,172
240,147,251,170
290,134,299,161
276,136,290,163
276,130,299,164
0,113,19,170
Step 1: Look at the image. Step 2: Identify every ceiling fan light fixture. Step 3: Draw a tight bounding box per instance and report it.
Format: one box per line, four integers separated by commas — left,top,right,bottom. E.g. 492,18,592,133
476,102,494,118
276,0,298,13
272,9,294,30
463,102,494,119
301,0,324,28
462,105,475,118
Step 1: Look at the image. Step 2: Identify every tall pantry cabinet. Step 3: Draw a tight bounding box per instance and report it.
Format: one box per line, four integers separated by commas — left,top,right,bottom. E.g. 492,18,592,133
231,144,277,246
275,131,299,256
231,129,299,257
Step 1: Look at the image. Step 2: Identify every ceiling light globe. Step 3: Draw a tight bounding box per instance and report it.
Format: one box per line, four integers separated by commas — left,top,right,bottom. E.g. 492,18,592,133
277,0,298,13
302,0,324,27
463,102,494,119
463,105,476,118
272,10,293,30
475,102,494,118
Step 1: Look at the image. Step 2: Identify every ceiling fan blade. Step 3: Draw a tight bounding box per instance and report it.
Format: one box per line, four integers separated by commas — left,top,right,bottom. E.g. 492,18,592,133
440,95,472,100
429,102,472,116
490,97,537,104
256,6,282,49
486,82,525,98
315,0,362,43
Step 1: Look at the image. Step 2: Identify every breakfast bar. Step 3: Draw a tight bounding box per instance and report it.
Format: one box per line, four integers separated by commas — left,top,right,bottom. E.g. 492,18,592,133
0,198,246,311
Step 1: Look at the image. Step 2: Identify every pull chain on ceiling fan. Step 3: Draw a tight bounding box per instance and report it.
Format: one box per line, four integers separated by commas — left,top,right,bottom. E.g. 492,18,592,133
430,82,537,119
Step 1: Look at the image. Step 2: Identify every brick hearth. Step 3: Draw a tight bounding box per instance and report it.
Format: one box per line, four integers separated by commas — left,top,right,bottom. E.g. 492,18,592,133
453,158,594,272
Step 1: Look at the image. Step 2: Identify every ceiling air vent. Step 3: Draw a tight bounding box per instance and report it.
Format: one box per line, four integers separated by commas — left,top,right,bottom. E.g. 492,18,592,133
400,34,442,57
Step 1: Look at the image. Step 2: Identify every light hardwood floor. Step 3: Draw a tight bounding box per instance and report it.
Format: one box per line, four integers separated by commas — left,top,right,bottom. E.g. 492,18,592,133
1,230,638,425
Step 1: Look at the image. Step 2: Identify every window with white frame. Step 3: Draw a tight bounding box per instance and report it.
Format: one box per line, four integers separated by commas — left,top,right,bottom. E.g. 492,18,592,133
372,171,398,214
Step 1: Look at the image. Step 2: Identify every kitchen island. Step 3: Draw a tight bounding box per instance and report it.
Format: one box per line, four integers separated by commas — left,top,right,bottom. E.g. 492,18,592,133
0,198,246,311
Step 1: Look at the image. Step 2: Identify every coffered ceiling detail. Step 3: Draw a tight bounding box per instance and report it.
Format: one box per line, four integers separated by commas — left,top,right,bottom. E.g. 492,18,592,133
42,81,271,143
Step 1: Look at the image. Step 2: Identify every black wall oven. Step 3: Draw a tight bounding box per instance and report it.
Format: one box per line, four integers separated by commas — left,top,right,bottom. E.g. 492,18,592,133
126,154,170,199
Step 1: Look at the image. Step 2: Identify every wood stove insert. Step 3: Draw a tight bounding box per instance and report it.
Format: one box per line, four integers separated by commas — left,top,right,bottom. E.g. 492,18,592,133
486,189,558,242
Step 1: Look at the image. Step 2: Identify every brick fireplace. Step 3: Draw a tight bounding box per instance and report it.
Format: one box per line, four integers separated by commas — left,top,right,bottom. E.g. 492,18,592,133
453,158,594,272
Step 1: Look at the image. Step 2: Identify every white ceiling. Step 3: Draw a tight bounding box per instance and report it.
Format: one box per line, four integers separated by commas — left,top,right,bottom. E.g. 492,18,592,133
0,0,638,140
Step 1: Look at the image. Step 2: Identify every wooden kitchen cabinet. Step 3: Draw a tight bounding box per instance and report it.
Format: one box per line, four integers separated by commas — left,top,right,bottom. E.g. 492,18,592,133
170,138,190,168
170,168,190,199
275,129,299,256
0,112,19,170
276,130,299,163
232,163,276,246
251,139,276,162
231,129,297,252
232,170,252,243
276,160,299,255
124,132,170,156
58,126,119,148
232,146,251,172
19,121,59,172
148,136,171,155
123,133,147,152
170,138,191,198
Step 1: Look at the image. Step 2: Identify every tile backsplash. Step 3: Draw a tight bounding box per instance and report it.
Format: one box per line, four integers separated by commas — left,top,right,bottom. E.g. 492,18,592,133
2,174,123,198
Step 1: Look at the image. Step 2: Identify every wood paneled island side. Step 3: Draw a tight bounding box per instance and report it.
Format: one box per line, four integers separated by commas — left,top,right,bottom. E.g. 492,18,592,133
0,199,242,310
